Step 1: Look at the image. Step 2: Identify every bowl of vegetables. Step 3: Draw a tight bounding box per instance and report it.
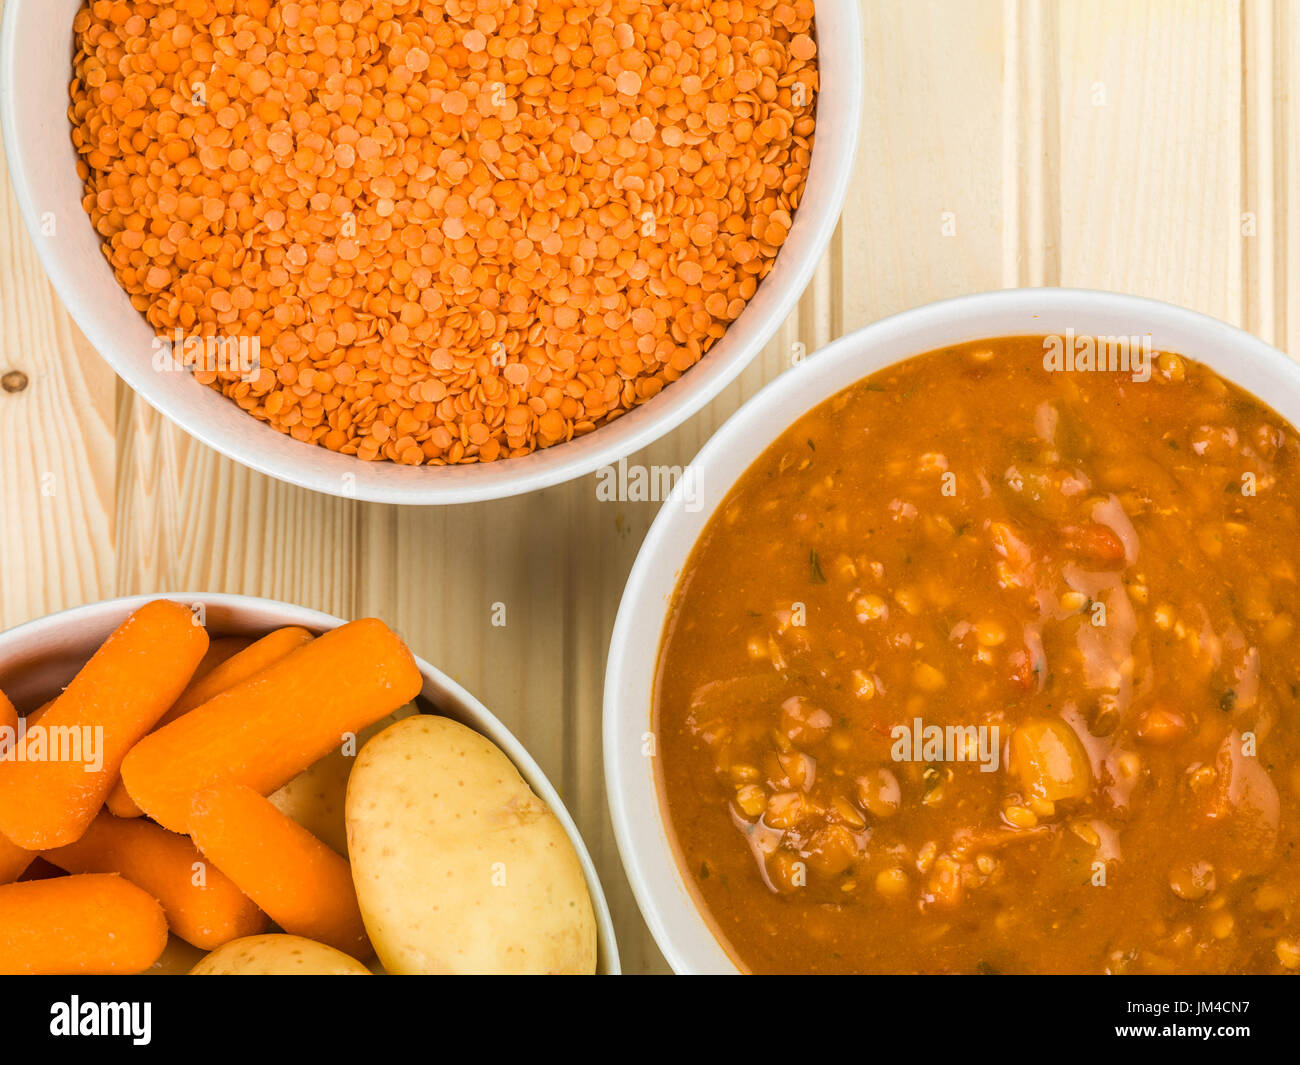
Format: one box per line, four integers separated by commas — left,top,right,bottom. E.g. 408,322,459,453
0,593,618,975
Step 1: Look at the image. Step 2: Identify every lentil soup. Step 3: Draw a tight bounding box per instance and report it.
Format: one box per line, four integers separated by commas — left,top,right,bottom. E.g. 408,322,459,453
655,336,1300,974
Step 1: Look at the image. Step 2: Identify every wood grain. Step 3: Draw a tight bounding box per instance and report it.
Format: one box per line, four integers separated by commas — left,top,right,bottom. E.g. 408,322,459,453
0,79,115,621
3,0,1298,973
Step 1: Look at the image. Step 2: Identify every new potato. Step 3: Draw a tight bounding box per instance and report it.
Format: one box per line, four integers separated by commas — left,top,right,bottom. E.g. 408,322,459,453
147,935,206,975
270,704,416,855
190,934,371,975
346,716,597,974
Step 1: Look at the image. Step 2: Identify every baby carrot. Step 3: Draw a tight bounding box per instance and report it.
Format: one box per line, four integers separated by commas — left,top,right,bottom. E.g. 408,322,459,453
0,692,35,885
104,789,143,820
44,812,267,950
189,783,370,959
197,636,255,678
121,618,421,833
0,873,168,974
105,626,314,818
158,627,314,729
0,600,208,849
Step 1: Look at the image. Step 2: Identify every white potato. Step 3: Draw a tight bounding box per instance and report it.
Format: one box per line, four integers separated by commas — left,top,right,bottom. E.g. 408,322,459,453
190,934,371,975
270,704,416,855
145,935,207,975
346,715,597,974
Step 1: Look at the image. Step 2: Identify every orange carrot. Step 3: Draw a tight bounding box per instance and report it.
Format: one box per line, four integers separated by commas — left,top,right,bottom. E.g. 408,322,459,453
159,626,314,729
101,638,250,819
20,633,236,739
0,600,208,849
104,788,143,820
44,811,267,950
189,783,370,958
0,873,168,974
197,635,255,678
105,626,314,818
0,692,35,885
121,618,421,832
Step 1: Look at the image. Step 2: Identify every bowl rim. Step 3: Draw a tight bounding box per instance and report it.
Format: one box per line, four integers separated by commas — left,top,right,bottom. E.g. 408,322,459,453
0,0,864,505
0,591,621,975
603,285,1300,974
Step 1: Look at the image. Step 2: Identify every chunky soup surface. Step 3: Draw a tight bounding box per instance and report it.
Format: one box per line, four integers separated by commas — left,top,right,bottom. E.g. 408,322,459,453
655,337,1300,974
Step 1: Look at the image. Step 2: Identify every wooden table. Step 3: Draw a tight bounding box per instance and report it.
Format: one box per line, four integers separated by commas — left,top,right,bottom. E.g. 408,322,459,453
1,0,1296,974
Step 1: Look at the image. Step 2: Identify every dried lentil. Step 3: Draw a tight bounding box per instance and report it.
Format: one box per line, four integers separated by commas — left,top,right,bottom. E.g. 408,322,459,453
69,0,819,465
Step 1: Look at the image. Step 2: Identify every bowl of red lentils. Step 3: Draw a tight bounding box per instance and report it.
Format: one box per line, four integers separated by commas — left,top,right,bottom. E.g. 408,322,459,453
1,0,862,503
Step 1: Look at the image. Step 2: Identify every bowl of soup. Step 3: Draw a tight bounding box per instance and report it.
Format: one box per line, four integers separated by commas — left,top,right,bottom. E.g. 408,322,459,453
605,288,1300,974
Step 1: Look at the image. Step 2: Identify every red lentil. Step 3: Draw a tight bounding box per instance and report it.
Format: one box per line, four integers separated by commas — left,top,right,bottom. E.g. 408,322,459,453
68,0,819,465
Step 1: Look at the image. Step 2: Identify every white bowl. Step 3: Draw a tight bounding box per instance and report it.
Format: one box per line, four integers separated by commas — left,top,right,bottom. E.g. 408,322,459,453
603,287,1300,974
0,1,862,505
0,592,620,974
